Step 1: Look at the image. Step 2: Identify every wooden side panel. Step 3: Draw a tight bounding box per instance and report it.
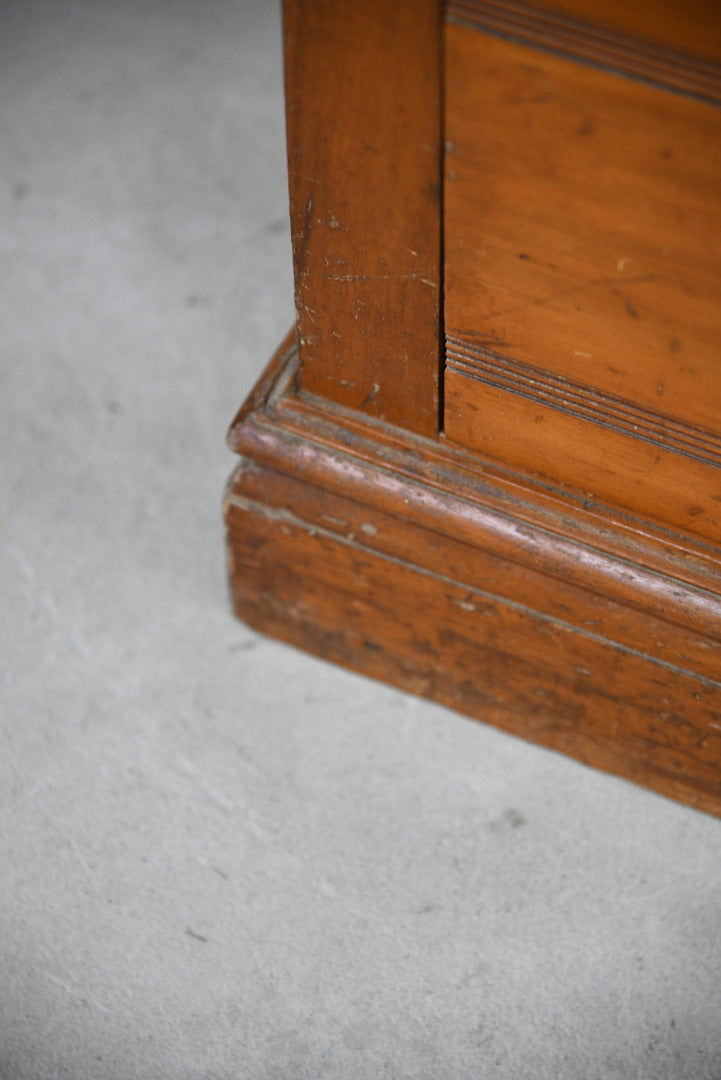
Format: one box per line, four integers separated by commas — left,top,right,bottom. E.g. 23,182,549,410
283,0,442,436
442,22,721,540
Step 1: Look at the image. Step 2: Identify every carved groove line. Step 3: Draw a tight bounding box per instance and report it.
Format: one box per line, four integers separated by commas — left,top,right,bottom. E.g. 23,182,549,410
445,0,721,105
228,491,721,691
446,334,721,470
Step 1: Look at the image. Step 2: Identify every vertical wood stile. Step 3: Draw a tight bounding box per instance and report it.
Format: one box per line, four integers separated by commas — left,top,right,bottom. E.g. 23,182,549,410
283,0,443,436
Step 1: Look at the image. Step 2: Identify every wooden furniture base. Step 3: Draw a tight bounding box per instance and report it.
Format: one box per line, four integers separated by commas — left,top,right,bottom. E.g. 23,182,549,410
226,333,721,817
225,0,721,815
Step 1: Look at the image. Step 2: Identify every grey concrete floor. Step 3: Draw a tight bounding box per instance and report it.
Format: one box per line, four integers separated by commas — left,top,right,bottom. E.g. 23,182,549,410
1,2,720,1077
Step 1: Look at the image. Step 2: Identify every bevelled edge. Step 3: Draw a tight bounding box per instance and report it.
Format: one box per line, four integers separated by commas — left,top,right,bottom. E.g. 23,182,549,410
226,326,298,433
227,336,721,646
225,336,721,816
446,333,721,470
445,0,721,105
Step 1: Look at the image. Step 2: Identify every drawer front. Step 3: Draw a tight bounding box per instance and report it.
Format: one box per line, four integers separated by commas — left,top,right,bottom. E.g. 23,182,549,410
443,7,721,541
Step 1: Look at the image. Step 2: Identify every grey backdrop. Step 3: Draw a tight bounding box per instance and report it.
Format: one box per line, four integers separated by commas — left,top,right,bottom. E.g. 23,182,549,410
1,2,720,1077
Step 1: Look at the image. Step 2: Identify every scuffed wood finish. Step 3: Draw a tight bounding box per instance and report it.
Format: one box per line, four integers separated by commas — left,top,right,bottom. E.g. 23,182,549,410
284,0,442,436
226,340,721,817
447,0,721,102
443,21,721,540
226,0,721,815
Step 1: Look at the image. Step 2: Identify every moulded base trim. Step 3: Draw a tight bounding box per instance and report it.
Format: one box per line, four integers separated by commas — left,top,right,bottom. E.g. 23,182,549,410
224,333,721,816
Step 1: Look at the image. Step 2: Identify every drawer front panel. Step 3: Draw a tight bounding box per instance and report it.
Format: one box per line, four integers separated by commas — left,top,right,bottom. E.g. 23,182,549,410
443,16,721,541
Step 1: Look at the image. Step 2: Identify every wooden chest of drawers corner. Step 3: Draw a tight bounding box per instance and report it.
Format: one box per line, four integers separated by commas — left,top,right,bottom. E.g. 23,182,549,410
226,0,721,815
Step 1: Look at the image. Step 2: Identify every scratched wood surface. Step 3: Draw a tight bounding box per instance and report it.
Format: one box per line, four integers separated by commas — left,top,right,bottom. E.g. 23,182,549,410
283,0,442,436
226,341,721,816
226,0,721,814
443,21,721,541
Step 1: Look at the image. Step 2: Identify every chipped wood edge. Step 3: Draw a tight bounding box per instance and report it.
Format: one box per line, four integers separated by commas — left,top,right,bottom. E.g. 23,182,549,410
225,336,721,817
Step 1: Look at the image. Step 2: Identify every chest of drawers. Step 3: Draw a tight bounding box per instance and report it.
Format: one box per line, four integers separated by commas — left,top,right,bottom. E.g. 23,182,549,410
225,0,721,814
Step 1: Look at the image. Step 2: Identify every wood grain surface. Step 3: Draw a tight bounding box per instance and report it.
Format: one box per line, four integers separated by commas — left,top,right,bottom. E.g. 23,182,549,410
443,21,721,540
450,0,721,64
447,0,721,101
283,0,442,435
226,0,721,816
226,339,721,817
